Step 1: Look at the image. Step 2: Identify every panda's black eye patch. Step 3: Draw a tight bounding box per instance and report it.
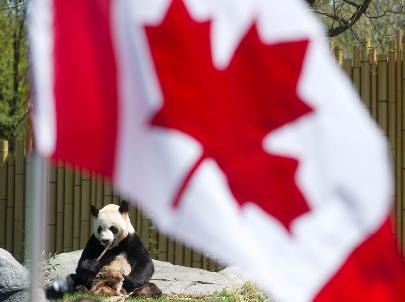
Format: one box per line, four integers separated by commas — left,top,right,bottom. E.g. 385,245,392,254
97,226,102,234
110,226,118,234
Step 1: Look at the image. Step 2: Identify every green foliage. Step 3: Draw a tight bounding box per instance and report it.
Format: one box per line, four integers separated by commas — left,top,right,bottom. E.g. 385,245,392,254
0,0,29,147
56,282,267,302
311,0,405,50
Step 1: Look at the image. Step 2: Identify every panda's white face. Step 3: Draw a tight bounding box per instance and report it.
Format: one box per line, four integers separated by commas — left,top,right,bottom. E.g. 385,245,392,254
92,203,134,248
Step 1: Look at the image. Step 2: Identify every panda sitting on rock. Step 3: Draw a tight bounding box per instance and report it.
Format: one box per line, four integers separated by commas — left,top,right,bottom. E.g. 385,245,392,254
46,200,161,300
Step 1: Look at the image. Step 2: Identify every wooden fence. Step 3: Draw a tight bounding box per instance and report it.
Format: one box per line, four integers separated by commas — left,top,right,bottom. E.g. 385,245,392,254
0,140,221,270
333,33,405,254
1,33,405,267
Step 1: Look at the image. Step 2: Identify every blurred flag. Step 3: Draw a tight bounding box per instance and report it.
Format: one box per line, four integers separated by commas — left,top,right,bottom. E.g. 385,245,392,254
29,0,405,301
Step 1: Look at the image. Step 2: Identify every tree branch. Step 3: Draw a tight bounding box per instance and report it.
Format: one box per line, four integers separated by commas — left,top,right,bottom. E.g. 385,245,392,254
327,0,372,37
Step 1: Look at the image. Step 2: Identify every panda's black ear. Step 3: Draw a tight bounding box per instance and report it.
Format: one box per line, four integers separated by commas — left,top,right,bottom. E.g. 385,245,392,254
119,200,129,214
91,205,99,217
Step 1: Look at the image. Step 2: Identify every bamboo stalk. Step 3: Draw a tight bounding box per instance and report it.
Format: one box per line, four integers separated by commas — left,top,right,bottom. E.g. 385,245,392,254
47,164,57,253
378,53,388,135
343,58,352,79
73,167,81,250
0,140,8,166
158,233,168,262
167,237,175,264
184,246,192,268
6,153,15,253
63,166,74,251
103,181,113,206
370,49,378,120
0,146,7,249
360,39,371,110
56,161,65,252
96,175,104,210
175,240,184,266
80,171,91,248
13,141,25,259
192,251,202,269
353,46,361,95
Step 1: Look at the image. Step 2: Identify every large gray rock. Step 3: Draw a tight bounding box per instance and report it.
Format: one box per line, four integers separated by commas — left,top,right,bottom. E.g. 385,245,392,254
0,248,47,302
2,290,29,302
43,250,267,297
0,249,29,296
2,288,48,302
41,250,82,284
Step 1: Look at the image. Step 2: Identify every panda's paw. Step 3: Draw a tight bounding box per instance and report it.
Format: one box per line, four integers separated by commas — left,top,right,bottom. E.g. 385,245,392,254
81,259,101,274
45,277,75,299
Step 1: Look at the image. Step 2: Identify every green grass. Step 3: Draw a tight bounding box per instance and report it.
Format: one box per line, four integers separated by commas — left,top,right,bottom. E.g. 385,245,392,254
56,282,267,302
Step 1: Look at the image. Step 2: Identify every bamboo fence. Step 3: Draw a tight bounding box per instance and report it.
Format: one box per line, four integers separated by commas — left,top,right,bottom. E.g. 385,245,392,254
0,139,220,270
1,33,405,267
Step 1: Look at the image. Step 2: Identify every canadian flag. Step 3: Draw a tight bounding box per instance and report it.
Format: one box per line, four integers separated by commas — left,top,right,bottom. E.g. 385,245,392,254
29,0,405,301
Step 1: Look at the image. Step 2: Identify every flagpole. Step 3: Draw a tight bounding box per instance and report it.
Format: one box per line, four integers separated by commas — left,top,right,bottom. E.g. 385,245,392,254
27,152,48,302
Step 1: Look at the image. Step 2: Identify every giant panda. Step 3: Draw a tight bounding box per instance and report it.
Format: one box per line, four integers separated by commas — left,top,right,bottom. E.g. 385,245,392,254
46,200,161,299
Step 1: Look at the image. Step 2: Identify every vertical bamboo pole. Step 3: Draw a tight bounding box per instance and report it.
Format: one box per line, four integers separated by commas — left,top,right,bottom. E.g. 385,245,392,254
24,149,33,260
343,58,352,80
103,181,113,206
73,168,81,250
95,175,104,210
167,237,175,264
209,258,217,272
112,190,120,205
149,222,158,259
0,140,8,166
353,46,361,96
158,233,168,261
184,245,192,268
148,215,158,259
387,40,398,238
141,214,149,249
6,152,15,253
47,164,56,253
202,254,209,270
378,53,388,135
192,251,202,269
370,49,378,120
80,171,91,248
360,39,371,110
13,141,25,260
63,165,74,252
175,240,184,266
56,161,64,252
0,142,7,249
388,40,397,152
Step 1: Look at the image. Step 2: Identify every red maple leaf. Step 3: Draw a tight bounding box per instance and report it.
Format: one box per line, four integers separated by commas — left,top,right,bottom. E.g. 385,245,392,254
145,0,313,231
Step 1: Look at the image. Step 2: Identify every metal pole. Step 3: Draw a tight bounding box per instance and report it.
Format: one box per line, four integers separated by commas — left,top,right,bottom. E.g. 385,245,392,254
26,152,47,302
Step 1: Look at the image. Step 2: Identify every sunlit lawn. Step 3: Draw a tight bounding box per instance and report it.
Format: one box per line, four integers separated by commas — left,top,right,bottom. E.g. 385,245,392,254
55,282,267,302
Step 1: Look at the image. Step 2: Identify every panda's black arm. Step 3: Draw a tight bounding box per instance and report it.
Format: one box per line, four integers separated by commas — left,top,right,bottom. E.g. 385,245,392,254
123,233,155,291
76,234,104,284
45,235,103,299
